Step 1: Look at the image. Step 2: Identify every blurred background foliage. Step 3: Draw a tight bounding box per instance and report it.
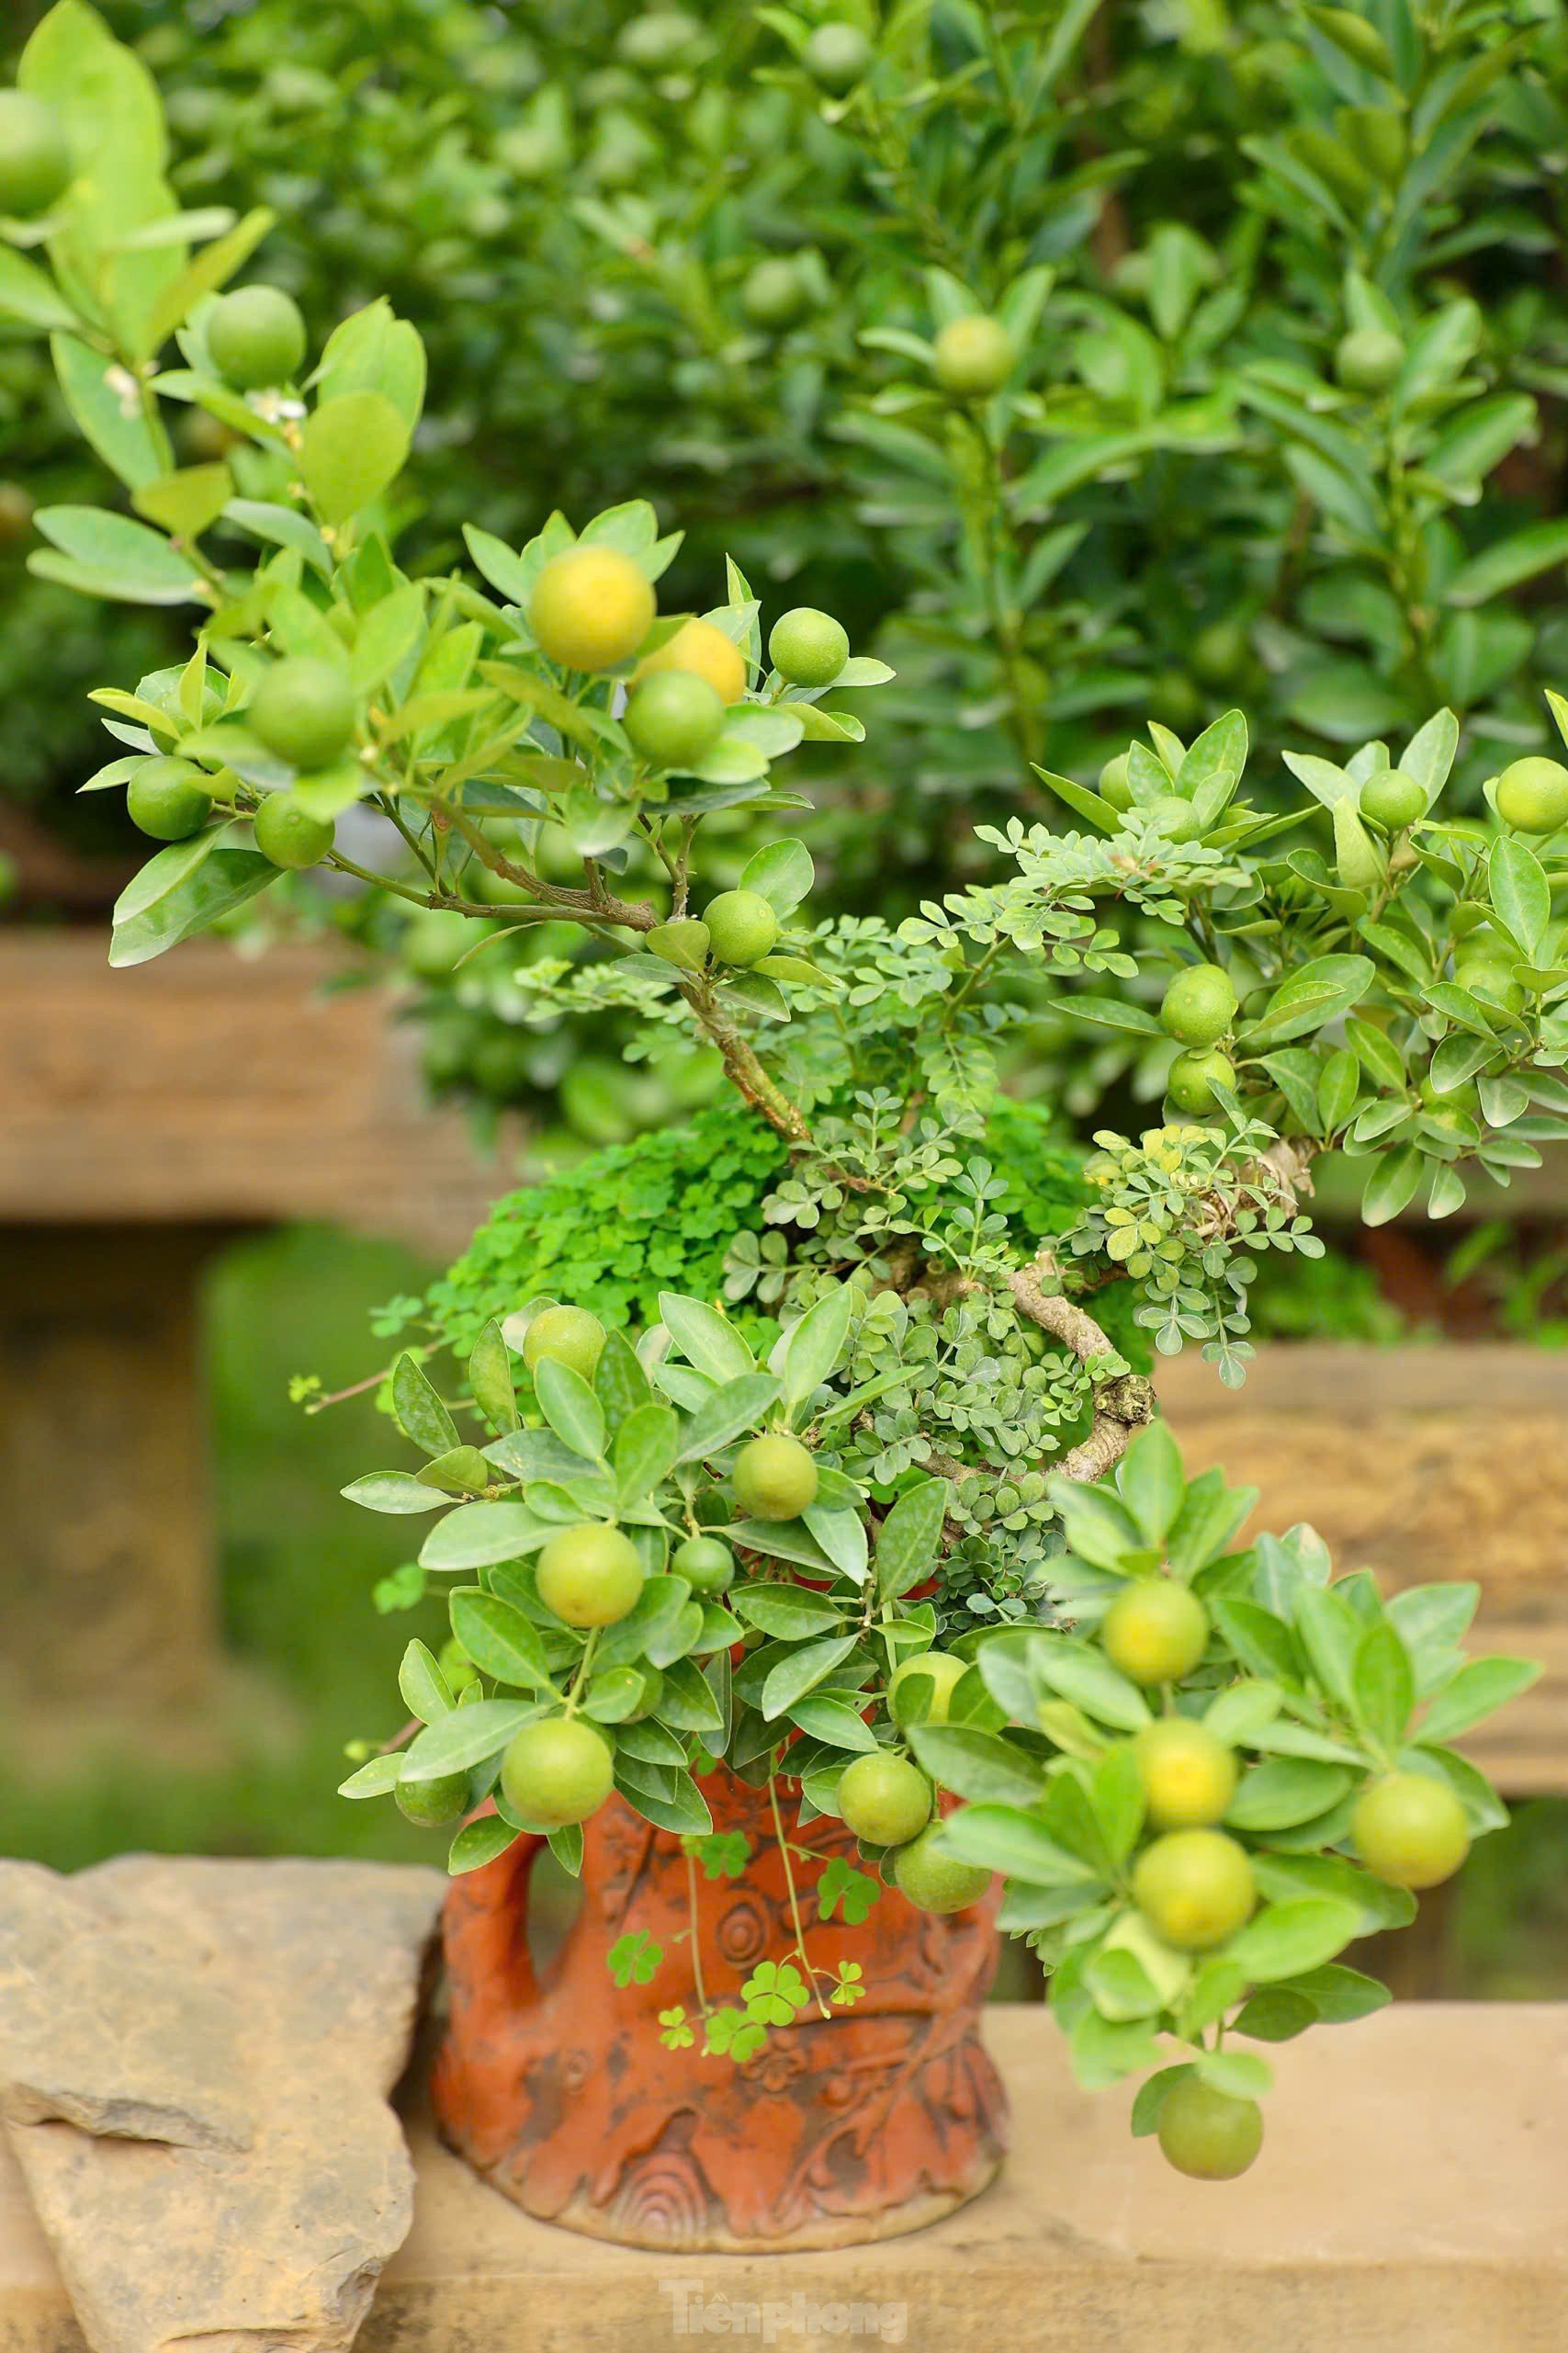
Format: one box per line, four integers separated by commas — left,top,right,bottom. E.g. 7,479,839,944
6,0,1568,1151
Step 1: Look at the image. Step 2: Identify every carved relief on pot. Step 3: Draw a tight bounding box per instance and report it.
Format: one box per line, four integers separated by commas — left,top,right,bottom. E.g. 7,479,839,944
434,1768,1009,2251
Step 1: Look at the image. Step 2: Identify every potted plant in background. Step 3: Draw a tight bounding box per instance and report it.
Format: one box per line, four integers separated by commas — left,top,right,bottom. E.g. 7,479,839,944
0,0,1552,2253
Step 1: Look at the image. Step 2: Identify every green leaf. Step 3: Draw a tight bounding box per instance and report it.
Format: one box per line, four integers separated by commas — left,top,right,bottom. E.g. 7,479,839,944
1400,710,1458,802
1292,1585,1362,1711
314,299,427,433
658,1292,755,1383
337,1753,404,1799
51,334,164,490
1178,708,1248,821
1089,1739,1146,1865
1249,1721,1367,1766
759,1634,861,1721
399,1638,454,1724
732,1584,847,1640
1068,2008,1164,2090
1225,1898,1361,1982
615,1760,712,1838
1032,1640,1152,1733
1445,519,1568,606
780,1285,855,1412
1304,2,1392,70
1032,768,1122,832
449,1589,554,1691
299,390,411,524
584,1666,659,1724
1418,1656,1540,1744
1488,837,1550,962
1167,1471,1256,1578
1212,1599,1301,1686
788,1692,879,1753
1352,1621,1415,1752
1317,1047,1359,1134
448,1816,518,1875
1129,2065,1191,2136
907,1725,1047,1806
341,1473,448,1515
739,836,814,915
803,1503,869,1587
593,1329,652,1428
0,245,78,332
419,1500,548,1572
613,1403,679,1505
1244,954,1375,1046
132,465,233,542
874,1476,952,1601
934,1803,1100,1884
1085,1945,1163,2021
107,824,278,967
1347,1014,1406,1092
1418,1744,1508,1836
677,1373,781,1465
1225,1759,1352,1831
1063,994,1165,1035
1203,1681,1282,1743
1292,1963,1391,2023
534,1358,607,1462
1387,1582,1479,1685
1233,1987,1318,2042
1051,1483,1147,1572
391,1352,460,1459
347,580,426,687
1360,1145,1423,1227
1252,1850,1413,1933
467,1318,519,1436
1116,1421,1184,1544
414,1445,492,1496
1194,2046,1275,2098
400,1697,536,1781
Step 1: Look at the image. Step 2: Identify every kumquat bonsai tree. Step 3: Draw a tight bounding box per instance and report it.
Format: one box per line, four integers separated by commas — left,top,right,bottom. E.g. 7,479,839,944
5,2,1551,2212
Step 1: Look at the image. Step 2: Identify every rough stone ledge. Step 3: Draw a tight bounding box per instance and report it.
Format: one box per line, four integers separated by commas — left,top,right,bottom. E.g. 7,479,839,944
3,2002,1563,2353
0,1856,445,2353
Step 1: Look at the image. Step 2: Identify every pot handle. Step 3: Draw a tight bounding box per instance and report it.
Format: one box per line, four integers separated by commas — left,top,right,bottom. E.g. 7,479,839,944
441,1819,547,2019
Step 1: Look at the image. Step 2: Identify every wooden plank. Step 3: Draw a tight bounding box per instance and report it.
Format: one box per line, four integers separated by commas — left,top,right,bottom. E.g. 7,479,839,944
1158,1345,1568,1794
0,932,509,1256
7,2005,1561,2353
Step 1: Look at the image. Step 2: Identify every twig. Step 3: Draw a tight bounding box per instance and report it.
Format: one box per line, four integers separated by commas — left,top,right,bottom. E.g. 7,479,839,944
303,1365,395,1413
768,1768,832,2019
684,1848,711,2018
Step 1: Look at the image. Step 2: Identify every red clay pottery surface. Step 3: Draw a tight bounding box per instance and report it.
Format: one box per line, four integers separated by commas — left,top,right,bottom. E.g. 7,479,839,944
434,1769,1009,2250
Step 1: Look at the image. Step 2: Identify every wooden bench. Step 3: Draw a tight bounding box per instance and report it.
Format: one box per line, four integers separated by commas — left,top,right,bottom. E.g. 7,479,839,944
2,2005,1562,2351
1158,1346,1568,1799
0,929,509,1736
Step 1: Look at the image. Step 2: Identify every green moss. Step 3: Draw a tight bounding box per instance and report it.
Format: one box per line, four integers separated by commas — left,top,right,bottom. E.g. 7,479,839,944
429,1099,791,1357
428,1090,1151,1371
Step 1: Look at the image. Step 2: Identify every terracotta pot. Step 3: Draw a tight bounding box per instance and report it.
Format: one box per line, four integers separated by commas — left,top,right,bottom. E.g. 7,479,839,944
433,1768,1009,2251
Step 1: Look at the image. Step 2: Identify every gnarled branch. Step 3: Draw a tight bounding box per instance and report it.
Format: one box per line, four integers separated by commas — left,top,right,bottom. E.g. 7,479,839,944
1008,1249,1155,1484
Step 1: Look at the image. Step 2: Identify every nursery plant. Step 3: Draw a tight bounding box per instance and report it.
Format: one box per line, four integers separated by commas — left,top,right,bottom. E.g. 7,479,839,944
2,0,1551,2226
7,0,1568,1160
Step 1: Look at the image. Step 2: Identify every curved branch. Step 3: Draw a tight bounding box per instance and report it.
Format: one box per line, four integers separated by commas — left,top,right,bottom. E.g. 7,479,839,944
1008,1249,1155,1484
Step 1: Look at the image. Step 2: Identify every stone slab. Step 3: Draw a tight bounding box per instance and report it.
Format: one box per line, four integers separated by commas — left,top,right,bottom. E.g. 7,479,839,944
4,2002,1564,2353
0,1858,444,2353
